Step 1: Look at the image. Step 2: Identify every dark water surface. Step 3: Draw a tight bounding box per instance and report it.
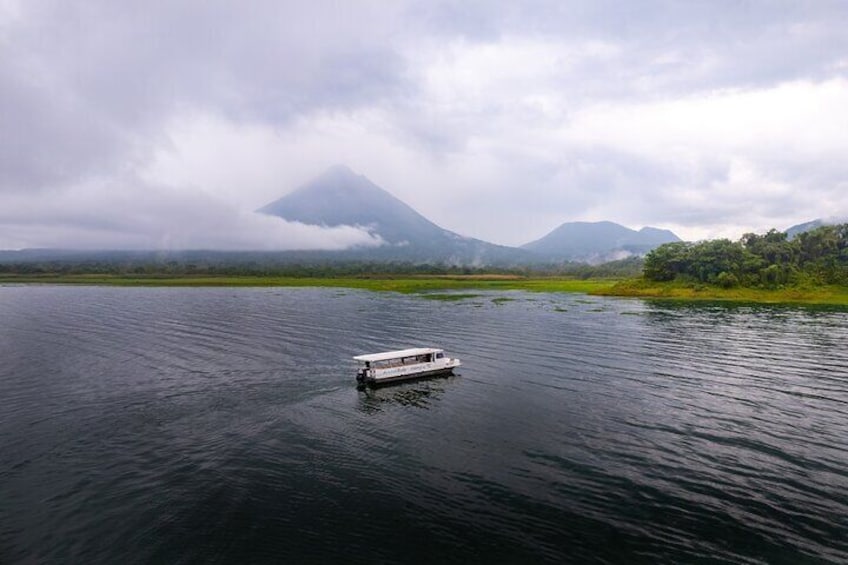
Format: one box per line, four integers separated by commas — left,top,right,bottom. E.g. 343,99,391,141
1,286,847,564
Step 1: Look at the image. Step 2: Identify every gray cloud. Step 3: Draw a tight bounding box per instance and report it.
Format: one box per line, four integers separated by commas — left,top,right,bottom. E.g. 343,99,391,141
2,0,847,248
412,0,848,88
1,0,408,191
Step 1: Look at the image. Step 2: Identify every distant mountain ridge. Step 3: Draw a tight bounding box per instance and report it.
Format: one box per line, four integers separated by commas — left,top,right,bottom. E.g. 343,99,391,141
785,217,848,239
258,166,681,264
521,221,680,263
2,167,682,267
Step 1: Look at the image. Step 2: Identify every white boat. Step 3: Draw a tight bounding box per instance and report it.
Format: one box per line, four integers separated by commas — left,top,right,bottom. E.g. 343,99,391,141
354,347,461,385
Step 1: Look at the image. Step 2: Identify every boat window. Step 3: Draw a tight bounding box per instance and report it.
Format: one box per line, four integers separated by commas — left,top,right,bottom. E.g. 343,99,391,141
436,352,444,359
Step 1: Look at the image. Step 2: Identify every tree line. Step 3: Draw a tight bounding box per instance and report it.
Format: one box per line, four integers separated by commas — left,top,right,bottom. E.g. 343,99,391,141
0,255,644,279
643,224,848,287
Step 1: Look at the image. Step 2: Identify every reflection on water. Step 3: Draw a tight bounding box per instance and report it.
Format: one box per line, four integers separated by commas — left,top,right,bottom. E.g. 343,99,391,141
357,376,456,412
0,286,847,564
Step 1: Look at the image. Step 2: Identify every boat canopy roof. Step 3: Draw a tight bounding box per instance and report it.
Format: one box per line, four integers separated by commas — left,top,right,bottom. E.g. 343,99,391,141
353,347,443,363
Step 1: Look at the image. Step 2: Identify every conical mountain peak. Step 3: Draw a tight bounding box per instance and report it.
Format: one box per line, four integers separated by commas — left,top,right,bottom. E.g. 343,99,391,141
257,167,527,263
320,164,359,181
327,163,355,173
258,166,447,244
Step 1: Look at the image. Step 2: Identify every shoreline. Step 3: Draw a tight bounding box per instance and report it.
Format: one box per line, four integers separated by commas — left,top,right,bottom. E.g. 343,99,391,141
594,279,848,306
2,274,847,306
0,274,614,294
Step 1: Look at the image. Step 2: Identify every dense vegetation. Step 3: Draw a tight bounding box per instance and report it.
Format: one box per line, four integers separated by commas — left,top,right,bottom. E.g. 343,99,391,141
0,253,643,279
643,224,848,288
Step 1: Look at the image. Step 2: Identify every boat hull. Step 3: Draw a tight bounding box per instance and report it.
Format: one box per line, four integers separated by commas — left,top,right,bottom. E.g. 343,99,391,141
362,366,456,386
357,360,461,386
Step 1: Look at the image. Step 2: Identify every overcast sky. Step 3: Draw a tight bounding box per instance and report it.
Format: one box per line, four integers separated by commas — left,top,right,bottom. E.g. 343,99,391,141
2,0,847,250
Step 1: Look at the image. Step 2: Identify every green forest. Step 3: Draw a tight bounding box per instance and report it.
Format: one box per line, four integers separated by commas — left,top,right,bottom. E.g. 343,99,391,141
0,253,643,279
643,224,848,288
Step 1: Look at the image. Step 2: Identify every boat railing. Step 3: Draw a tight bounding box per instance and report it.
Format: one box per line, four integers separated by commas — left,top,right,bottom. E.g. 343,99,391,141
370,355,435,369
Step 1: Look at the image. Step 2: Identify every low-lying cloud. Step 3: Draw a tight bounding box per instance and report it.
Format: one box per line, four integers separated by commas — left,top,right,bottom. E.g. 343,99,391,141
0,177,384,250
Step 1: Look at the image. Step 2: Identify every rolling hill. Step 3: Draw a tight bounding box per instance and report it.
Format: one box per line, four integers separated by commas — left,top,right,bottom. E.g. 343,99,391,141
522,221,680,263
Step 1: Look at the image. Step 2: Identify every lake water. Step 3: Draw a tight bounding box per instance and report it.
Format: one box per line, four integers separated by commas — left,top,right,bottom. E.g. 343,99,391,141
1,286,847,564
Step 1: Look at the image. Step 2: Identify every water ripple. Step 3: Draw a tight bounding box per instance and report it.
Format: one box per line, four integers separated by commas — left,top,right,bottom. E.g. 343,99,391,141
0,287,847,563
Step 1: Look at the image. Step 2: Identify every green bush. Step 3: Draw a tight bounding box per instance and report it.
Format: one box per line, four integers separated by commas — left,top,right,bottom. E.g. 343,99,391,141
715,271,739,288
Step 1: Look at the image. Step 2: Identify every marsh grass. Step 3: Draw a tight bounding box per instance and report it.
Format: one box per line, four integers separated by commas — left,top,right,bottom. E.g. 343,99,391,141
0,274,614,294
598,278,848,306
3,273,847,305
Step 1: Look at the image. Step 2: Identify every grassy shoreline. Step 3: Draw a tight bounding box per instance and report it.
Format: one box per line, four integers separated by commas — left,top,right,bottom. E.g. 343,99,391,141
3,273,847,305
0,273,613,294
595,278,848,306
